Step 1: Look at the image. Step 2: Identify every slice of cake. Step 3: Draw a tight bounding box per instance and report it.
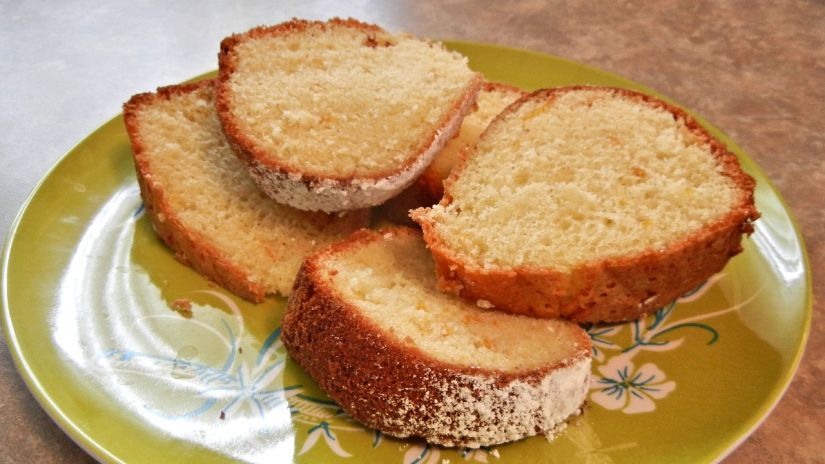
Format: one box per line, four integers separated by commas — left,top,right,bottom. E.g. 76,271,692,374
216,18,482,212
281,227,591,448
411,86,759,322
123,80,369,302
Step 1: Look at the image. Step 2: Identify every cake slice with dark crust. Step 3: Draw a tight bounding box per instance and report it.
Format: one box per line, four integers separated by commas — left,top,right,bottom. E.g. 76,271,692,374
123,80,369,301
216,18,481,212
411,86,759,323
281,227,591,448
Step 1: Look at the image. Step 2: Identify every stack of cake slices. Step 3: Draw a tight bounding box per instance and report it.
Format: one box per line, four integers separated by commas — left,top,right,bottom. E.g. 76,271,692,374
124,18,759,448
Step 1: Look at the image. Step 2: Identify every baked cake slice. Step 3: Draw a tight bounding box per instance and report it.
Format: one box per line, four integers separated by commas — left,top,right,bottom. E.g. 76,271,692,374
123,80,369,301
216,18,481,212
412,86,759,322
281,227,591,448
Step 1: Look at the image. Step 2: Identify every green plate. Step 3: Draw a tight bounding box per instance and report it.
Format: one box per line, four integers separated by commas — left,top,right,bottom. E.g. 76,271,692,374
1,42,811,464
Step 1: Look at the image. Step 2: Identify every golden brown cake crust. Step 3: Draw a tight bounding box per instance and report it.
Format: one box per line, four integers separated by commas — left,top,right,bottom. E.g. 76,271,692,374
124,80,269,302
216,18,482,212
412,86,760,323
281,227,592,447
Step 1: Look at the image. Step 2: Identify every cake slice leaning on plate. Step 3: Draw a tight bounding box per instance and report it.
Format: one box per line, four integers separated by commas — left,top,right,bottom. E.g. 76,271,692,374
123,80,369,301
412,86,759,323
281,227,591,448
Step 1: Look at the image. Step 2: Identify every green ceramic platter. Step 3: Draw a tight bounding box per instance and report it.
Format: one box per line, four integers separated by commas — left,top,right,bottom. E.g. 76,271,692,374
1,42,811,464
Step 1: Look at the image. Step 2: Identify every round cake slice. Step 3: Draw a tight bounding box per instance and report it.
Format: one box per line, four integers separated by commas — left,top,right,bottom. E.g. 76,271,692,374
216,18,482,212
411,86,760,323
281,227,591,448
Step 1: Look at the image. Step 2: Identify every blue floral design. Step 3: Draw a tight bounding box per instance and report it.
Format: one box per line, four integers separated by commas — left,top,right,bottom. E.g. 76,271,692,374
102,323,299,420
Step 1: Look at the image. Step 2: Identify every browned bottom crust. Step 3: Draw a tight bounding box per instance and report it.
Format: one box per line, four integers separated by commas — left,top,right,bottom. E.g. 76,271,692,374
419,210,751,322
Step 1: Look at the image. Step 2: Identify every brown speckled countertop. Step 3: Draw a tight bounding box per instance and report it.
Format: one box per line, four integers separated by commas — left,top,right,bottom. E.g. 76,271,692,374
1,1,822,462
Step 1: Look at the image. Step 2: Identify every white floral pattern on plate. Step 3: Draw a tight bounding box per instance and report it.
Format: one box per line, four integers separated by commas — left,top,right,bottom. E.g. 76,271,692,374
590,355,676,414
586,274,764,414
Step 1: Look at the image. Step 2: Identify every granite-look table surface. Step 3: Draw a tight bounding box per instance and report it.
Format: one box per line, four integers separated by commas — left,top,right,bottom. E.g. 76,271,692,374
1,1,822,462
